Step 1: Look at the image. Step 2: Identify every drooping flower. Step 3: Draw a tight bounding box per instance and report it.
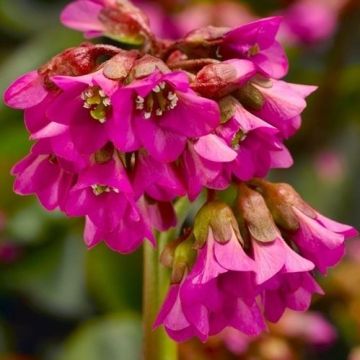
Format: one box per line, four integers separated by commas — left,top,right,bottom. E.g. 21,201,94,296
84,197,175,253
258,181,359,274
112,65,220,162
132,151,185,201
155,202,266,342
261,272,323,323
194,97,293,182
237,184,315,282
179,137,235,201
12,140,75,211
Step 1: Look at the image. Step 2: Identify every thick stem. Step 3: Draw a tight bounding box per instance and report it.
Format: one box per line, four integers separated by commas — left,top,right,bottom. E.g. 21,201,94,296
143,198,190,360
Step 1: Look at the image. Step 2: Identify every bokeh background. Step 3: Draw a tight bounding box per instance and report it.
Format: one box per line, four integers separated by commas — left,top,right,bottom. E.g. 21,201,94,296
0,0,359,359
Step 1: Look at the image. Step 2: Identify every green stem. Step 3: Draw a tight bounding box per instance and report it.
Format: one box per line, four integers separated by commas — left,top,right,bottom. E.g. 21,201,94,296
143,198,190,360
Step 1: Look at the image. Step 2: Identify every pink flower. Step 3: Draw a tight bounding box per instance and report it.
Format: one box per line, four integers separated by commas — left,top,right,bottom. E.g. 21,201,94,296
61,0,108,39
63,156,134,232
258,181,359,274
3,71,49,110
221,17,289,79
280,0,337,45
112,69,220,162
278,310,337,346
195,99,293,182
155,202,266,342
132,152,185,201
61,0,152,44
46,70,120,155
180,138,235,201
84,198,175,253
292,208,358,274
252,80,317,138
12,141,74,211
261,272,323,323
175,2,254,36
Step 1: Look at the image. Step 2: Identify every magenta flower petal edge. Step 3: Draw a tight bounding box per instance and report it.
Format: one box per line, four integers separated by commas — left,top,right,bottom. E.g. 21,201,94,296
3,0,358,357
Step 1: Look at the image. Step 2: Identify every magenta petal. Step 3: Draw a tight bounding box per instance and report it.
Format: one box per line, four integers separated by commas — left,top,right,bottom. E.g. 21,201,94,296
161,91,220,138
316,213,358,238
4,71,48,109
194,134,237,162
225,17,283,50
253,238,286,284
229,298,266,336
192,232,228,285
111,90,141,152
31,122,68,140
214,232,255,272
60,0,104,36
136,115,186,162
84,217,103,248
253,41,289,79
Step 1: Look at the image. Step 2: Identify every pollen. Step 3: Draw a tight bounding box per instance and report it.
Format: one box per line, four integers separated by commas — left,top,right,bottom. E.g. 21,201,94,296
135,81,179,120
82,86,111,123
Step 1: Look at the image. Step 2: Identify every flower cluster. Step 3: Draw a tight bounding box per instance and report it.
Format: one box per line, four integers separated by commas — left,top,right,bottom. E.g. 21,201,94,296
4,0,357,344
156,182,357,342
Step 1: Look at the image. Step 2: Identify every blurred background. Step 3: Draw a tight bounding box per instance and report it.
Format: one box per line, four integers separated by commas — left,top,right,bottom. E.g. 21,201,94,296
0,0,359,359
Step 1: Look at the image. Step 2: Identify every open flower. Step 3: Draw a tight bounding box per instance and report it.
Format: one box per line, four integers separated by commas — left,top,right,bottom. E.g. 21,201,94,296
44,70,122,155
112,68,220,162
64,155,134,231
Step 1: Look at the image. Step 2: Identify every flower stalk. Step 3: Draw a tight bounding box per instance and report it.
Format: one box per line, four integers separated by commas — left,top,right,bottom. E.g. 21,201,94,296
143,198,190,359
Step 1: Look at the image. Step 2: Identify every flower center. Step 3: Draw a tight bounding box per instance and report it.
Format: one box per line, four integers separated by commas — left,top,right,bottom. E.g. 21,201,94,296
82,87,111,123
231,130,247,150
135,81,179,119
91,184,120,196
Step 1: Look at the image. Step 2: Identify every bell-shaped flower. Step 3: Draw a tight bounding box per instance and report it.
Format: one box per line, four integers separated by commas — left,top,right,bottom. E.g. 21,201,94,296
258,181,359,274
12,140,74,211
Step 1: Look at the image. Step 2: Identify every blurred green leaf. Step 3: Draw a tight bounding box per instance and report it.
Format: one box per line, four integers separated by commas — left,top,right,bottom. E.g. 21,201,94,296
0,235,91,317
58,314,142,360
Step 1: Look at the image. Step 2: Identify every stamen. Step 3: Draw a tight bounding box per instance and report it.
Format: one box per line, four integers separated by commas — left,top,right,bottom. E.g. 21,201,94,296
135,81,179,119
82,86,112,123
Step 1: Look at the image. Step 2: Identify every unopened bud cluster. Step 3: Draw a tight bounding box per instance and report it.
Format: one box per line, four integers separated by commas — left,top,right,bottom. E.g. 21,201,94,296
4,0,357,343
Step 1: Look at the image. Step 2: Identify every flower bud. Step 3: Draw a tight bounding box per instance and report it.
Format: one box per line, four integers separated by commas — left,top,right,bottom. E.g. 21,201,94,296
193,201,242,249
234,82,265,111
170,233,196,284
103,49,139,80
252,180,317,232
129,55,171,80
38,44,120,90
237,183,279,243
98,0,153,46
192,59,256,98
